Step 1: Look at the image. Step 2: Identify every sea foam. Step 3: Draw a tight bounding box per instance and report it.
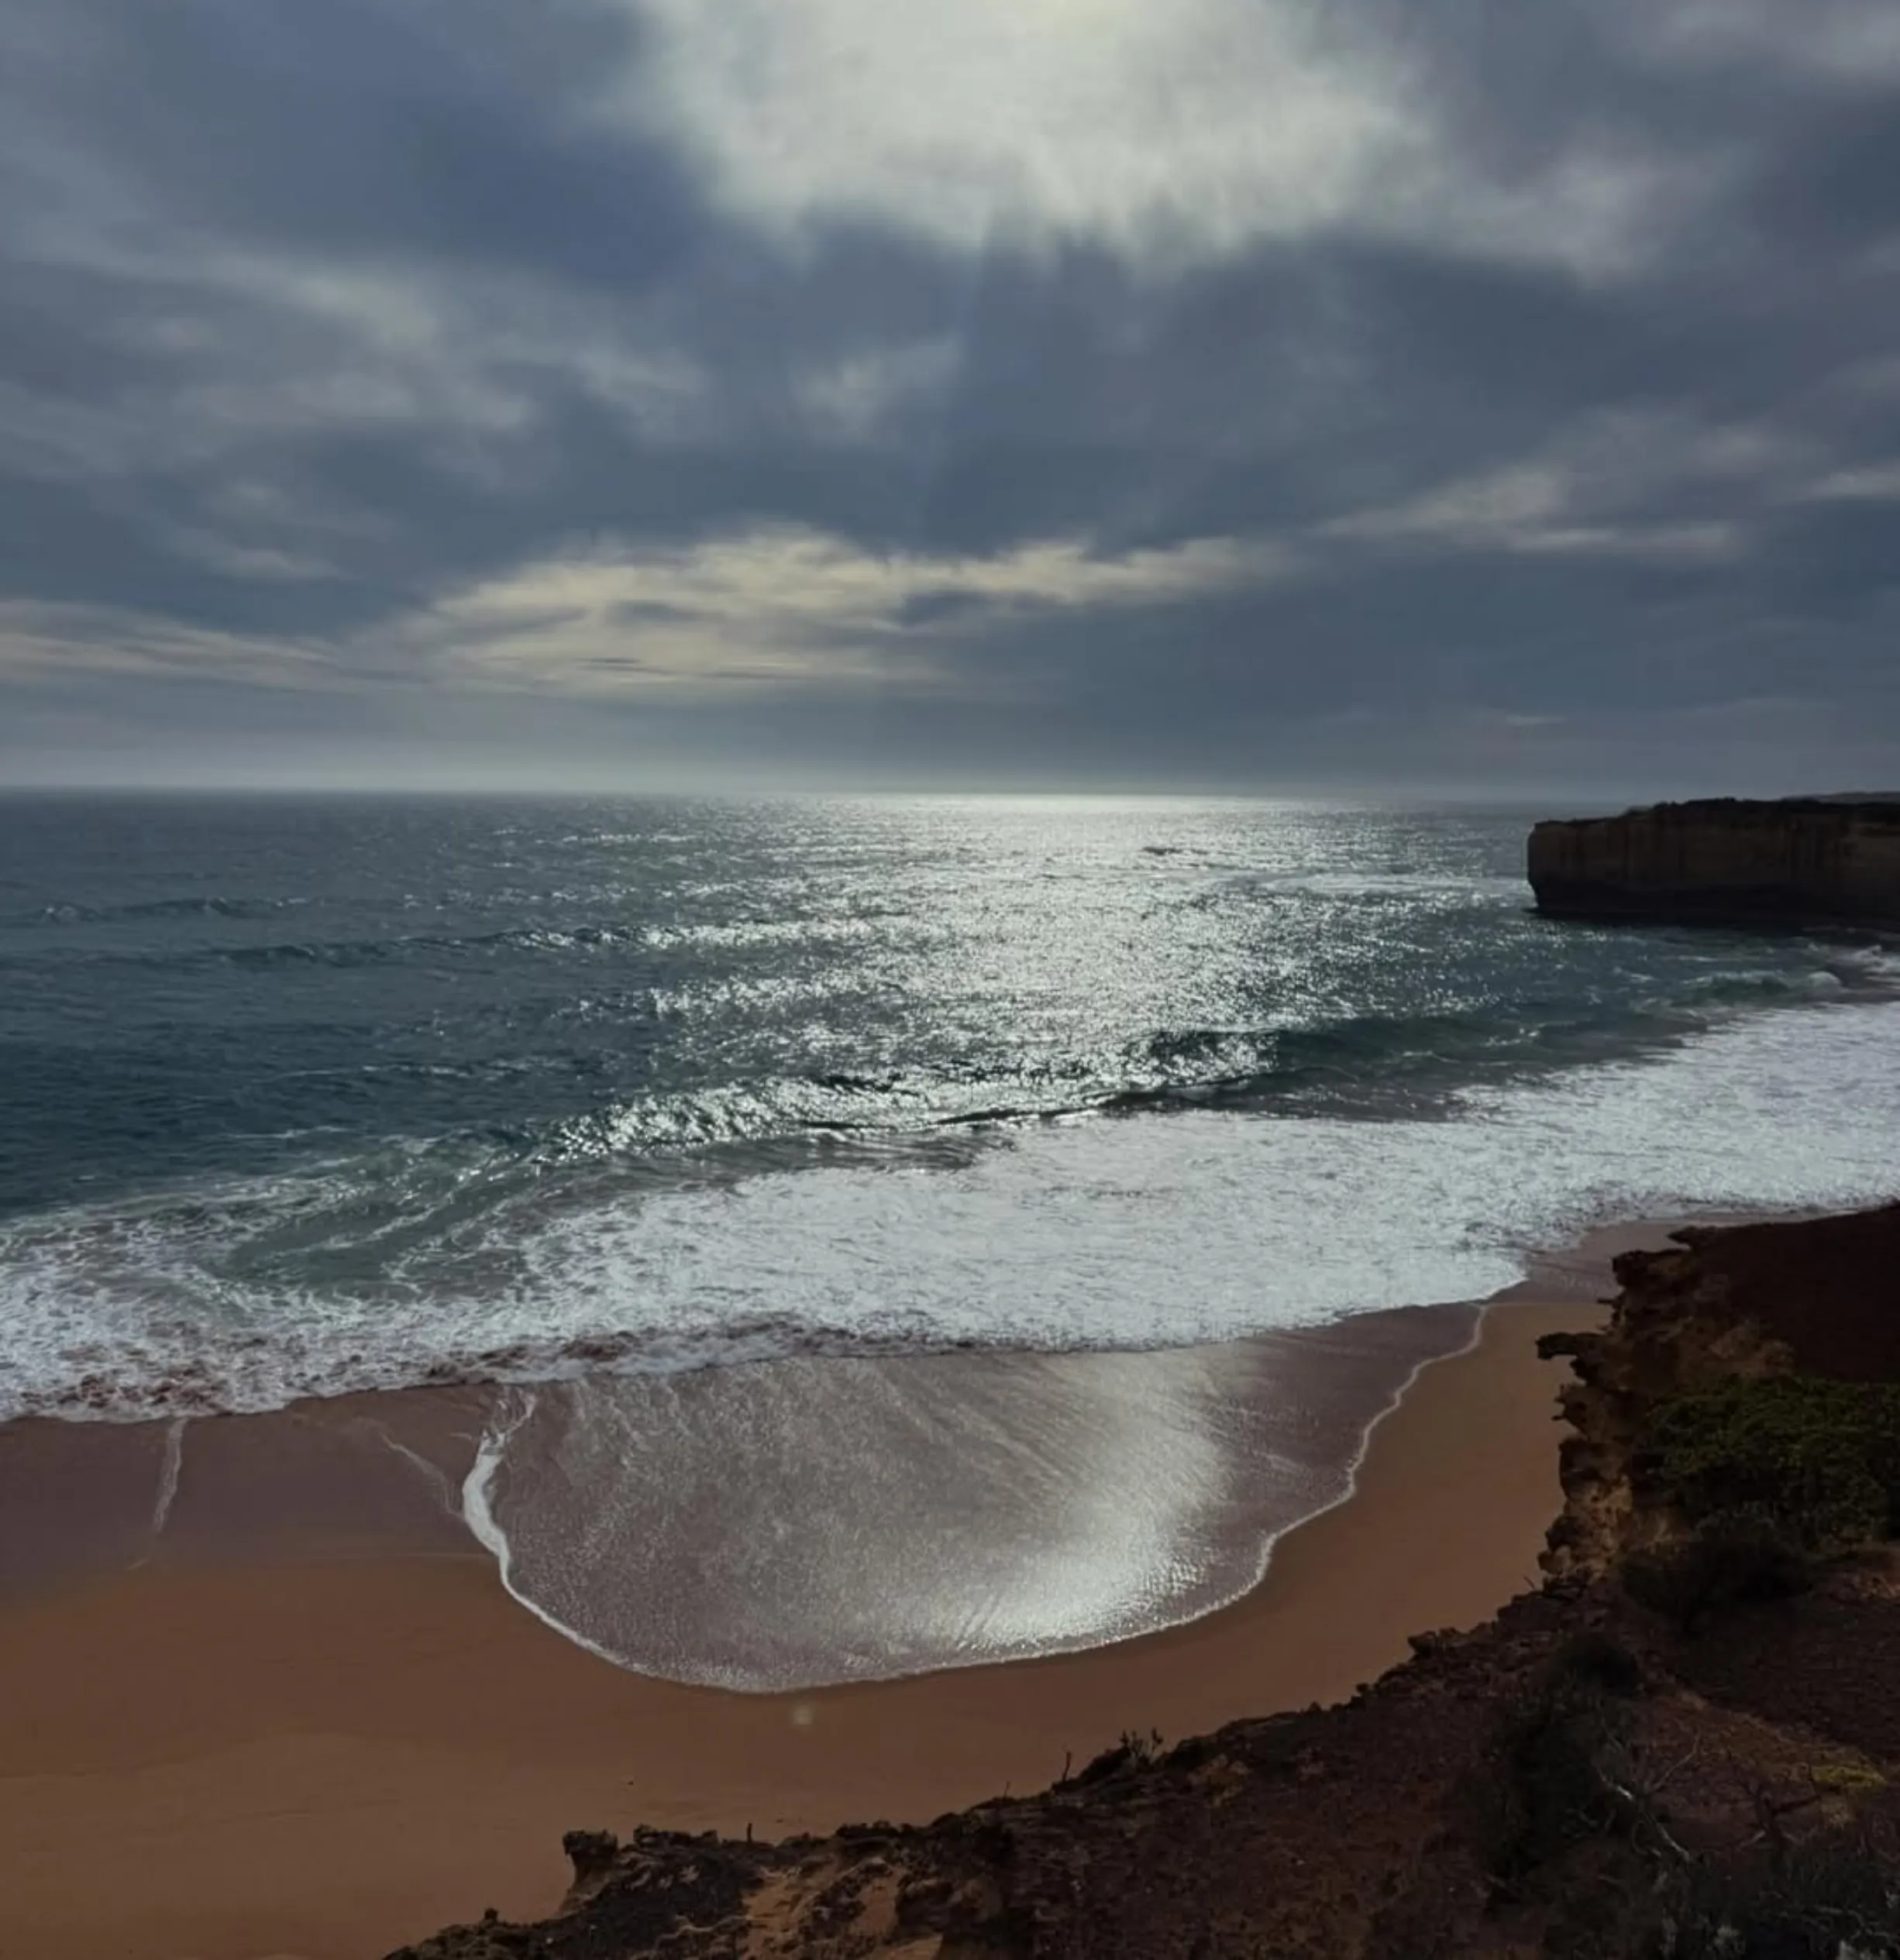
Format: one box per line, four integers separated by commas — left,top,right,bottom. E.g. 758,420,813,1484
0,995,1895,1422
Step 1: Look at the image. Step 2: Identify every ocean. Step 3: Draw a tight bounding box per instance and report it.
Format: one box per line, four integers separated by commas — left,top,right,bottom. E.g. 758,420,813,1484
4,792,1898,1684
2,790,1897,1422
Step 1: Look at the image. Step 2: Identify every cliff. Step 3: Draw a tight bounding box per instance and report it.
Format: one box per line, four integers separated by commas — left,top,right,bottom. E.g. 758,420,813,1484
1544,1204,1900,1581
1528,796,1900,927
395,1206,1900,1960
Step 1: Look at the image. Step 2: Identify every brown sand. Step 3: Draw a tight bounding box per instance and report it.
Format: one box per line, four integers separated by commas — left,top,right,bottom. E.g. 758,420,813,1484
0,1298,1599,1960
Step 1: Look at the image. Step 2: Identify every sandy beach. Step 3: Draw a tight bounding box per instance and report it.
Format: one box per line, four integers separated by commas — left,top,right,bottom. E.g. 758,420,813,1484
0,1291,1602,1960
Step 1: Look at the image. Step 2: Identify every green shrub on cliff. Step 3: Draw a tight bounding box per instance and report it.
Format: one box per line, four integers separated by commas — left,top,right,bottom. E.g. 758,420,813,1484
1638,1375,1900,1551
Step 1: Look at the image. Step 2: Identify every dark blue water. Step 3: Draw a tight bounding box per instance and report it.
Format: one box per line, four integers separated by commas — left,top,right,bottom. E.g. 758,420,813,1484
2,792,1895,1418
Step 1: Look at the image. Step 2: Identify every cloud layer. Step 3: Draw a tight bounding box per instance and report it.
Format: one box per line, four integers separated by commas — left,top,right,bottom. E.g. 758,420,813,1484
2,0,1898,789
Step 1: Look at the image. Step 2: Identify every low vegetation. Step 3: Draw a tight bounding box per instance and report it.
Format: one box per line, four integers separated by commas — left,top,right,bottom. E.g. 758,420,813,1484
1463,1629,1900,1955
1632,1824,1900,1958
1065,1727,1166,1786
1620,1510,1814,1633
1637,1376,1900,1551
1463,1633,1648,1890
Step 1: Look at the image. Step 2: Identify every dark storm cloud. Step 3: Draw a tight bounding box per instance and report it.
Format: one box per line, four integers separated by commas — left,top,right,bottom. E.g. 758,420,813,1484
2,0,1898,789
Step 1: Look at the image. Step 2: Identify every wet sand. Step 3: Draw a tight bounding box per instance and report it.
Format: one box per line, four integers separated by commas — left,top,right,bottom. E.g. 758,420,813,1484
0,1295,1602,1960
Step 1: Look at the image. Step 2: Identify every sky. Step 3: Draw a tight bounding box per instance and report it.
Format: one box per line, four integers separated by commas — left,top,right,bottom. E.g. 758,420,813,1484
2,0,1898,796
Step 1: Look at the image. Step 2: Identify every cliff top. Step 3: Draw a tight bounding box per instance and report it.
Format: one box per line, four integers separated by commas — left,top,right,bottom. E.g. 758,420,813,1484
1618,1203,1900,1383
1540,794,1900,830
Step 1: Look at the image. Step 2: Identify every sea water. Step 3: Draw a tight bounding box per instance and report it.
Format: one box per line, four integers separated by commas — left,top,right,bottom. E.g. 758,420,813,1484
2,790,1895,1422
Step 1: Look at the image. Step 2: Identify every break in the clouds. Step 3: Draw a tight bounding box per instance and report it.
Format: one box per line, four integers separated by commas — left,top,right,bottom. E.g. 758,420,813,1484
1,0,1898,790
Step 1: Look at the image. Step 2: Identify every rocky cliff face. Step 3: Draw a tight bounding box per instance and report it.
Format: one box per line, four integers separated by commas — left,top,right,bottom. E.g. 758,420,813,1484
1540,1205,1900,1580
1528,797,1900,926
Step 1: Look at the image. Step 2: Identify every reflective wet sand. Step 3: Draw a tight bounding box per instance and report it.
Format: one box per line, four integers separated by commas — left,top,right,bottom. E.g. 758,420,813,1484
466,1305,1476,1688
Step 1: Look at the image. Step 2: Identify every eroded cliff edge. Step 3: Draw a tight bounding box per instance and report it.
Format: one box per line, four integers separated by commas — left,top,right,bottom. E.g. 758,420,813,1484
396,1205,1900,1960
1529,796,1900,927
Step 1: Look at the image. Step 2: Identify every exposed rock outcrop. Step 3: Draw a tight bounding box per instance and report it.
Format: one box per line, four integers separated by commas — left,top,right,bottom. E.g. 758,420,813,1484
1529,796,1900,927
1543,1203,1900,1579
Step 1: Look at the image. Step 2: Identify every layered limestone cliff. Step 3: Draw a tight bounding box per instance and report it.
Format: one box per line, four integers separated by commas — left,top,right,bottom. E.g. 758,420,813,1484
1529,796,1900,927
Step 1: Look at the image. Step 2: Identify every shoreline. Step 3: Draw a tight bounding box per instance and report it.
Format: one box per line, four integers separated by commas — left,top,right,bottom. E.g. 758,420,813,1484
0,1290,1605,1960
0,1210,1707,1621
